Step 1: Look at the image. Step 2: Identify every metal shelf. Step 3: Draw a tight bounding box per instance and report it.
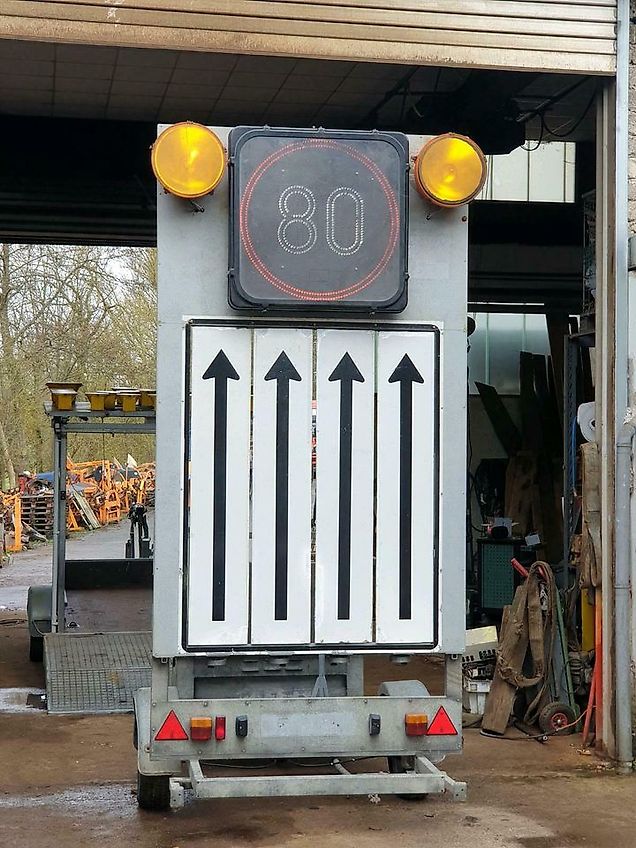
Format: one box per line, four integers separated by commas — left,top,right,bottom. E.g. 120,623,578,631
46,400,156,632
44,401,156,435
44,400,156,419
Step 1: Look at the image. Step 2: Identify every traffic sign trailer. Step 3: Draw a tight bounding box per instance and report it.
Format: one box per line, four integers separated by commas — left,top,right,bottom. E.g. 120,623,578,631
137,127,469,808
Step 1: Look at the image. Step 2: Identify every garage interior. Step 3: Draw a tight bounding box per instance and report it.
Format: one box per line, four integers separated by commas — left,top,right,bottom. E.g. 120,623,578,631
0,37,612,749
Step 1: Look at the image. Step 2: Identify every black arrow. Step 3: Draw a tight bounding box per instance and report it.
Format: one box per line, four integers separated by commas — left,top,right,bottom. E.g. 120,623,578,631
388,354,424,620
203,349,240,621
329,353,365,620
265,351,302,620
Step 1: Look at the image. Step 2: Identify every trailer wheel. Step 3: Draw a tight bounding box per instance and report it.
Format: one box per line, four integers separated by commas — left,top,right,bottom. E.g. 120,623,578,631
29,636,43,663
538,702,577,736
387,756,428,801
136,771,171,811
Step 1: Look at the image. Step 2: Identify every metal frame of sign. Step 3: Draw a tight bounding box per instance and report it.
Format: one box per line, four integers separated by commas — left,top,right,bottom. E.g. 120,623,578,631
227,126,409,312
181,317,440,654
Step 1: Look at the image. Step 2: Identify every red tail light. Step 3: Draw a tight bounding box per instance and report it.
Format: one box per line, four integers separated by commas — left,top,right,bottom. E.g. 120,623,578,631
215,716,226,741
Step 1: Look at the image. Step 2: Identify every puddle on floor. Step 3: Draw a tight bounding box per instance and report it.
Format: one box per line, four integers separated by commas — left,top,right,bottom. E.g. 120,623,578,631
0,687,46,713
0,782,137,818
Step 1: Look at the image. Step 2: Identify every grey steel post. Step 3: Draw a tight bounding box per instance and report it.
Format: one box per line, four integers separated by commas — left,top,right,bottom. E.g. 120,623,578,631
562,336,578,585
51,419,67,633
614,0,633,774
615,415,635,772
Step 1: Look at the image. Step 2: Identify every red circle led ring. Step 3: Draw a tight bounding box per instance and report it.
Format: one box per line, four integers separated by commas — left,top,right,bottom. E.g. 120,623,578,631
238,137,402,304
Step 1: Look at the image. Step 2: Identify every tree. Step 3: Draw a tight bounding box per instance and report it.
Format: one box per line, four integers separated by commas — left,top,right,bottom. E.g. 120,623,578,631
0,244,157,485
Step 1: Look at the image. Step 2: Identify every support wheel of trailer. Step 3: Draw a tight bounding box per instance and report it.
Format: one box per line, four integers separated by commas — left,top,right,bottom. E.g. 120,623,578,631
29,635,43,663
387,756,428,801
136,771,171,811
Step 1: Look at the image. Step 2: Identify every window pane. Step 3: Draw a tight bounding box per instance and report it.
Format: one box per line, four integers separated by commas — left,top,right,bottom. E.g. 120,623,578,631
488,313,523,395
468,313,487,393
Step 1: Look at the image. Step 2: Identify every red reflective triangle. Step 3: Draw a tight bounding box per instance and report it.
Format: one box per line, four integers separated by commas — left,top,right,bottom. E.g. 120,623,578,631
155,709,189,741
427,706,458,736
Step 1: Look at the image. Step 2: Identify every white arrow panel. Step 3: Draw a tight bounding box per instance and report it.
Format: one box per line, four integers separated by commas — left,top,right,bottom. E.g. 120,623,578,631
251,328,313,645
186,325,251,648
376,330,438,645
315,329,375,644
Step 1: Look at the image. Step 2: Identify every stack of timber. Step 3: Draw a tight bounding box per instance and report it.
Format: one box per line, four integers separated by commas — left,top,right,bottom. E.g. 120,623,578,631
0,489,47,554
66,458,156,531
0,459,156,553
20,491,54,536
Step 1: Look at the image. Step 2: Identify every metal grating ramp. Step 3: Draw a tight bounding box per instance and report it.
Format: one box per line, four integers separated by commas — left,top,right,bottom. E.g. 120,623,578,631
44,631,151,714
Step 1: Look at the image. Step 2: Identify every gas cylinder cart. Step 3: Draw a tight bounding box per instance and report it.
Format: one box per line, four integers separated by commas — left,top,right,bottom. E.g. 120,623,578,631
133,124,486,810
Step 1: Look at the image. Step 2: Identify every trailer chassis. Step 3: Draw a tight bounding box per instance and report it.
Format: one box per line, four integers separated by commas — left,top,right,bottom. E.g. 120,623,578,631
134,655,467,809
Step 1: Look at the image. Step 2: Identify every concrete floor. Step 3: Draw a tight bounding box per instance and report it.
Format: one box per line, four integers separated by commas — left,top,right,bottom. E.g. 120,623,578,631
0,525,635,847
0,518,152,631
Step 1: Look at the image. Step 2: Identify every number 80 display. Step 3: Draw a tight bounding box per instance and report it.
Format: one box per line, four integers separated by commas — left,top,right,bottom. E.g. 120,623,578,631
228,126,409,311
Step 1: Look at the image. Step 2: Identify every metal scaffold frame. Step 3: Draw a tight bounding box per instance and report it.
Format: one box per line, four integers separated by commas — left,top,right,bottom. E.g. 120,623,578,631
45,401,155,633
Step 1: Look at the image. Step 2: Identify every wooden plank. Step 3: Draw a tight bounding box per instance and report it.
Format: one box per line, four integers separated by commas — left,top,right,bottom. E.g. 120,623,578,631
546,312,569,422
70,489,101,529
505,453,535,534
1,3,617,55
0,16,616,74
39,0,621,16
580,441,601,587
519,351,541,454
547,357,564,463
474,382,522,458
535,455,562,561
482,588,530,734
533,354,561,459
272,0,619,7
38,0,617,36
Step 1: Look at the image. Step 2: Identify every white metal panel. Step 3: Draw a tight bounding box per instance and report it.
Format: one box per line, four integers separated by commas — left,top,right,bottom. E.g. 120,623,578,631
375,330,438,645
186,325,251,647
315,329,375,644
251,328,313,644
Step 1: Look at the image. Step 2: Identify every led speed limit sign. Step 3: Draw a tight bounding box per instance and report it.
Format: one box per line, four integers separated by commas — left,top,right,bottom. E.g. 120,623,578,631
228,127,409,311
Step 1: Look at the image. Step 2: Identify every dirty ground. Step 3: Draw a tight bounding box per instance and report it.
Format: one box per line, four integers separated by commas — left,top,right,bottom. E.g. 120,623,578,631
0,524,634,848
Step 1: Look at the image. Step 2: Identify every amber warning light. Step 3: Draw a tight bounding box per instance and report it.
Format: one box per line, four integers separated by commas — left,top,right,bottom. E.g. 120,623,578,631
415,133,487,207
151,122,226,199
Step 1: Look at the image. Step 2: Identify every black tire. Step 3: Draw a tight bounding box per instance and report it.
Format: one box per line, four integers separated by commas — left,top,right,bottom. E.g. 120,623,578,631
538,702,577,736
387,756,428,801
136,771,171,811
29,636,43,663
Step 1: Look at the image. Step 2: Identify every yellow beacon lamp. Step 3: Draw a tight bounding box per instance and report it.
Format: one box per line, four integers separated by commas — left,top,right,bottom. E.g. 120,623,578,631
415,133,486,207
151,122,226,199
